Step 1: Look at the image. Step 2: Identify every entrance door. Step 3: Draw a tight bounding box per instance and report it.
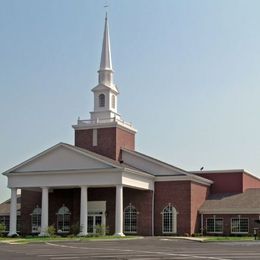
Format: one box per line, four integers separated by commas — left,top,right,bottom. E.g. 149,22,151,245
88,214,103,234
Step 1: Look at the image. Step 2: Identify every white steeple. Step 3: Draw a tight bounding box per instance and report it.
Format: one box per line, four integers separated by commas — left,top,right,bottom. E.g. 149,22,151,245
73,13,136,134
100,13,112,71
90,13,119,121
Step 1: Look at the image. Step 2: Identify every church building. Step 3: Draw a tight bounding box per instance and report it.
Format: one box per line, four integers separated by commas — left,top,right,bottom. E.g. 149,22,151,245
3,15,260,237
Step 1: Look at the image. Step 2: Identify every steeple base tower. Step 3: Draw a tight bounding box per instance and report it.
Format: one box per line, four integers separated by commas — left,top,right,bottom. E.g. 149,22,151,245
73,119,136,161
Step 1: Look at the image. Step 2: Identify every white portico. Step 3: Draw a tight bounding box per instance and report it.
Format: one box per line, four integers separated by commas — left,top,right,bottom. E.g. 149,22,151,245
3,143,154,237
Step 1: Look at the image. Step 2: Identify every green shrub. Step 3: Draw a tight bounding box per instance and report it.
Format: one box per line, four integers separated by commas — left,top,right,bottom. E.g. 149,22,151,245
95,224,109,236
0,223,6,237
70,222,80,235
46,225,56,237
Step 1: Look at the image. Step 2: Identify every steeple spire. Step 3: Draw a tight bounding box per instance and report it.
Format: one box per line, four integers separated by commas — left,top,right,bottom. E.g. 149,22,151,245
99,13,113,71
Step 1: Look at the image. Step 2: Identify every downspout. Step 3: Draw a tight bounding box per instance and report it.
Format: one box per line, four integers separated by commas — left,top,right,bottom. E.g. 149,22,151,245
201,214,203,235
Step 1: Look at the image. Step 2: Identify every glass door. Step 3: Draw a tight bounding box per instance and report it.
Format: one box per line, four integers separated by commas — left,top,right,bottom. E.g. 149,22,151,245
88,214,103,234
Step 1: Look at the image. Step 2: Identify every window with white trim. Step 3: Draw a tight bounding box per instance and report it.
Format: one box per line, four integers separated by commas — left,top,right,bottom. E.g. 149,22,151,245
31,206,41,233
231,217,249,234
0,216,20,233
0,216,9,232
124,203,138,233
206,217,223,234
57,205,71,233
162,204,177,234
99,94,105,107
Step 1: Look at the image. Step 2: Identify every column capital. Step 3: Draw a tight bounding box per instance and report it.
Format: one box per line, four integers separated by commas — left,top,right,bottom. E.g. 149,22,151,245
40,187,49,190
80,185,88,189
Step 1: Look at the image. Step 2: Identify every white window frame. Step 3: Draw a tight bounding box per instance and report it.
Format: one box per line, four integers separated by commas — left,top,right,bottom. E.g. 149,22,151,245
206,216,223,234
0,216,10,233
0,215,20,233
56,205,71,234
124,203,138,234
31,206,42,233
231,216,249,234
99,93,105,107
161,204,177,234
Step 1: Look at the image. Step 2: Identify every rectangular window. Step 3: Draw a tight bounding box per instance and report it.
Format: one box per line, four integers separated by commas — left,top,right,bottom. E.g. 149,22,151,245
0,216,10,232
231,218,249,234
206,217,223,234
32,214,41,233
92,129,98,146
0,216,20,233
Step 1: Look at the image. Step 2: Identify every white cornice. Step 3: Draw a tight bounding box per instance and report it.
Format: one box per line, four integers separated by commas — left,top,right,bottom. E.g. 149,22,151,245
200,208,260,214
155,175,212,186
6,168,122,177
123,167,155,180
72,121,137,134
191,169,245,174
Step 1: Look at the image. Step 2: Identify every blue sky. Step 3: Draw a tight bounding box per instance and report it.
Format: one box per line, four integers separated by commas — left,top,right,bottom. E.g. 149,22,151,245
1,0,260,202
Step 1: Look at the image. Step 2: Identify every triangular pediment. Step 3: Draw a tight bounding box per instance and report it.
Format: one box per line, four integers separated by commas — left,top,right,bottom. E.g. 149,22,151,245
91,83,119,94
7,143,118,174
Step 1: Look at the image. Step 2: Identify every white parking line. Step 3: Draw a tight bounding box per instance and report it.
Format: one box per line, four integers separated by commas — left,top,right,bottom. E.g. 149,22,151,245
50,258,80,260
46,242,231,260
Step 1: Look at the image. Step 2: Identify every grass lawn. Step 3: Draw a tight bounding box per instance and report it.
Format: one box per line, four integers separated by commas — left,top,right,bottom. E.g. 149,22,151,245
0,235,141,244
201,236,255,242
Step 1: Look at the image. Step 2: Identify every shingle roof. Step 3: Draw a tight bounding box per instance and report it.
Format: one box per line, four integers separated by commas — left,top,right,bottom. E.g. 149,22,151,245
199,189,260,214
0,195,21,215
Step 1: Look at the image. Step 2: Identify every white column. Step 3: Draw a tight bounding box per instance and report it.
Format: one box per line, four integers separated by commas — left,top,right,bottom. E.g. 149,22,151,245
114,184,125,236
8,188,18,237
78,186,88,236
39,187,49,236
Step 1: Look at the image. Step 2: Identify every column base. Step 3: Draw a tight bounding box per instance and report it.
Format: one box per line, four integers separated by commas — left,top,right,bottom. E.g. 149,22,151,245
7,232,19,237
113,232,125,237
77,232,88,237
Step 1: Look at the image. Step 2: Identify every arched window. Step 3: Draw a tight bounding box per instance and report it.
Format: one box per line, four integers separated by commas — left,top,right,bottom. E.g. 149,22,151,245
57,205,71,233
162,204,177,234
111,95,115,109
124,203,138,233
99,94,105,107
31,206,41,233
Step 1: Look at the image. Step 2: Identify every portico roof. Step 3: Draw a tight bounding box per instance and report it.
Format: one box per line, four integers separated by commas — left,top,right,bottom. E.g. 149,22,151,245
2,143,154,191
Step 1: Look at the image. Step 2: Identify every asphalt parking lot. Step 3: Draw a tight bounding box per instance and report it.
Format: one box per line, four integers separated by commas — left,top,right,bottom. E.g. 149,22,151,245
1,237,260,260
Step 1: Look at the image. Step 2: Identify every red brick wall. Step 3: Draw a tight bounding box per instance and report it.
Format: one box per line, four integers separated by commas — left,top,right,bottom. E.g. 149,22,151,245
75,127,135,161
116,128,135,161
20,187,151,236
190,182,209,234
75,128,116,160
88,187,116,235
124,188,153,236
49,189,80,230
202,214,260,235
243,173,260,192
154,181,191,235
20,190,41,235
197,172,243,194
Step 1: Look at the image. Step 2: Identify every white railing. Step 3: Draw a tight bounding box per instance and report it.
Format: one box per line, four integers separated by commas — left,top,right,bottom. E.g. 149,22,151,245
77,117,133,128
